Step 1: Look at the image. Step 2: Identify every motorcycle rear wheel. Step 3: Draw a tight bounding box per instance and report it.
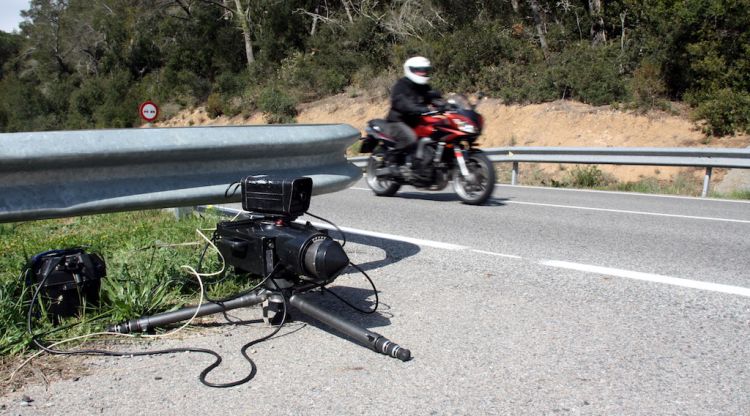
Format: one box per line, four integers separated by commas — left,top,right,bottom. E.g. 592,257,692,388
366,148,401,197
452,151,495,205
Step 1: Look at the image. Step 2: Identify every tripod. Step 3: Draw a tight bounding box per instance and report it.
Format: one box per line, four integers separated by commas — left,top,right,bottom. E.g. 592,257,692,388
107,274,411,361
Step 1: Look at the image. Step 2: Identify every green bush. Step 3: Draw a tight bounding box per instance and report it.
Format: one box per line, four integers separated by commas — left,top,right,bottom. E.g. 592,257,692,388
567,165,611,188
206,92,224,118
278,47,354,100
215,71,249,96
690,88,750,136
629,60,668,111
257,86,297,124
553,44,629,106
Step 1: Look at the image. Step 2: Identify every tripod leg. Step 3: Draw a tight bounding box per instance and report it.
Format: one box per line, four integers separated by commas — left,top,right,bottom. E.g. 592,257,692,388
108,291,267,333
288,294,411,361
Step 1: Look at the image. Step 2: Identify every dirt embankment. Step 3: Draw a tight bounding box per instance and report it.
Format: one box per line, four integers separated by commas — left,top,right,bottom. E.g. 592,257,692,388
154,93,750,185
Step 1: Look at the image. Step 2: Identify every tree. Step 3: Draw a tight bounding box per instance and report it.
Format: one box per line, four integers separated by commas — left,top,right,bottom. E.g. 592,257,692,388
527,0,549,58
0,31,22,79
198,0,257,68
588,0,606,45
21,0,73,76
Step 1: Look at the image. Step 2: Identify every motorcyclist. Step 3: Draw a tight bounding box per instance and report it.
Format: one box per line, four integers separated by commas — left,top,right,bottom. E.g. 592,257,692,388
386,56,442,169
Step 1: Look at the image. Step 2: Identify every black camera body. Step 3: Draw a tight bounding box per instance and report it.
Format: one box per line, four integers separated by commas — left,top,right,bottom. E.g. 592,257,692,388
241,175,313,220
216,176,348,286
26,248,106,324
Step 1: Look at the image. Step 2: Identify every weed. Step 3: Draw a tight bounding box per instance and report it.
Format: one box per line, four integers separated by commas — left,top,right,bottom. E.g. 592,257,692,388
566,165,613,188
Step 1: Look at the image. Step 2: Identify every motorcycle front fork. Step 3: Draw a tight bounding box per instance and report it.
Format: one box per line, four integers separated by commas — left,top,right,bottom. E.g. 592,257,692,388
454,148,473,179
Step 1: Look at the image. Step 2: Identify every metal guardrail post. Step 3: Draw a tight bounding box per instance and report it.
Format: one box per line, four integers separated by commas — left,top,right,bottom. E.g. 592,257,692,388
701,167,713,197
511,161,519,186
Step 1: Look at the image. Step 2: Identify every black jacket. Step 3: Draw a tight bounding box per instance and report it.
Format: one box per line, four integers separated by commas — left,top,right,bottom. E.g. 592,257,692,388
386,77,442,126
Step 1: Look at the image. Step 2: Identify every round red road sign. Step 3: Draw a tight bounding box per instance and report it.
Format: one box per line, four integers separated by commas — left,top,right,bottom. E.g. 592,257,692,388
139,101,159,122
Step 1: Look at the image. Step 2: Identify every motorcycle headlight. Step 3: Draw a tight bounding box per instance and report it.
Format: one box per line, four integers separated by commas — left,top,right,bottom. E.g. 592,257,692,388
455,120,477,134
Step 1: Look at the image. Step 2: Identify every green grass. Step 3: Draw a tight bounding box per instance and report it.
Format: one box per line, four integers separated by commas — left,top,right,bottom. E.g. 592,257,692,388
611,172,704,197
0,209,258,356
711,189,750,200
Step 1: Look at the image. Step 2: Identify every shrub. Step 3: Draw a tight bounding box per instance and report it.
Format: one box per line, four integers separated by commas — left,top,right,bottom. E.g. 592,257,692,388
690,88,750,136
215,71,249,96
278,47,355,100
257,86,297,124
567,165,611,188
206,92,224,118
553,44,629,106
629,61,668,111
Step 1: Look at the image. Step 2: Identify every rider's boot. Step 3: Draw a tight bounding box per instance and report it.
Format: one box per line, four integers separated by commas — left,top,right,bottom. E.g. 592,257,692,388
387,150,402,176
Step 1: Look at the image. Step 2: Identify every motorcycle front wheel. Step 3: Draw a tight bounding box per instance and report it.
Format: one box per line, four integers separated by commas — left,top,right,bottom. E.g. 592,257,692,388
366,147,401,197
452,151,495,205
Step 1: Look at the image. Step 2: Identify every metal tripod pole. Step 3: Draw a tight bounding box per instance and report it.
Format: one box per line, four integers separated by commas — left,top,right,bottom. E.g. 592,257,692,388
107,288,412,361
107,291,267,333
289,293,411,361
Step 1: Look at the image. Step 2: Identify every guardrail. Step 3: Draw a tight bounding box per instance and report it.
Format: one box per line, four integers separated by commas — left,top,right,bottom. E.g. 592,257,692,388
349,146,750,197
0,125,362,223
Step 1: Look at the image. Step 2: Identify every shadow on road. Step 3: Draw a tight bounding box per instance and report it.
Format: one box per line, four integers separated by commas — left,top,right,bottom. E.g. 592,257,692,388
337,228,421,272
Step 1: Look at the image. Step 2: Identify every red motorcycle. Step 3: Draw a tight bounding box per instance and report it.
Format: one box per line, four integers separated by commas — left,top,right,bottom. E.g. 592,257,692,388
359,94,495,205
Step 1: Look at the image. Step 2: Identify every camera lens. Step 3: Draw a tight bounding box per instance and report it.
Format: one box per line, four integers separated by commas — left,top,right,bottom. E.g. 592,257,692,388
303,237,349,282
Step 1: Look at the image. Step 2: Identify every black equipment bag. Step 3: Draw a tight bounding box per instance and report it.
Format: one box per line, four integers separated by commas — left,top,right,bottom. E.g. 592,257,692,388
25,248,106,324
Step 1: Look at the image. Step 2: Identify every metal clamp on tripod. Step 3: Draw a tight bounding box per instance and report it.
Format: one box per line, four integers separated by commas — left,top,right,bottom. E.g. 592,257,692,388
107,176,410,362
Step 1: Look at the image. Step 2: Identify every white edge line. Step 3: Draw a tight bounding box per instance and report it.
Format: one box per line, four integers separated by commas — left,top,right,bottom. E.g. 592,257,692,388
541,260,750,298
208,205,750,298
353,183,750,204
494,183,750,204
471,249,523,259
350,186,749,224
504,200,750,224
304,221,468,251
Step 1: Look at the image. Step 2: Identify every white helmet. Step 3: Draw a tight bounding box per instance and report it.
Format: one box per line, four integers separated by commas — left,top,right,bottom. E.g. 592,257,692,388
404,56,432,85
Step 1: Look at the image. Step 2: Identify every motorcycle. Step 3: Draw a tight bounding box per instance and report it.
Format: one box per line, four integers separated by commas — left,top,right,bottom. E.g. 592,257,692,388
359,94,495,205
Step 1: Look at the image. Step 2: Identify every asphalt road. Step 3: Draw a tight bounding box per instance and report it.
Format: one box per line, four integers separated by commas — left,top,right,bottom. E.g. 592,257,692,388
3,180,749,415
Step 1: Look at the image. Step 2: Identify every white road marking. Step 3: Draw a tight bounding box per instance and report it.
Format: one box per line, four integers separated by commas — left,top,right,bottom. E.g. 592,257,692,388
471,249,523,259
540,260,750,298
310,218,750,298
494,183,750,204
305,221,469,251
216,206,750,298
350,186,750,224
354,182,750,204
504,200,750,224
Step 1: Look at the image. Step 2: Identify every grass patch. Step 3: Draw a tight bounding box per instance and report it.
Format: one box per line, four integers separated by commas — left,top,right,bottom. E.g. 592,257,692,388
0,209,259,356
711,189,750,200
611,172,703,196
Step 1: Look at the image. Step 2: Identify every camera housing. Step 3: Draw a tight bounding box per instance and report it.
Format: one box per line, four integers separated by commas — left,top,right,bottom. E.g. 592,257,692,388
215,219,348,286
217,176,348,286
241,176,312,220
